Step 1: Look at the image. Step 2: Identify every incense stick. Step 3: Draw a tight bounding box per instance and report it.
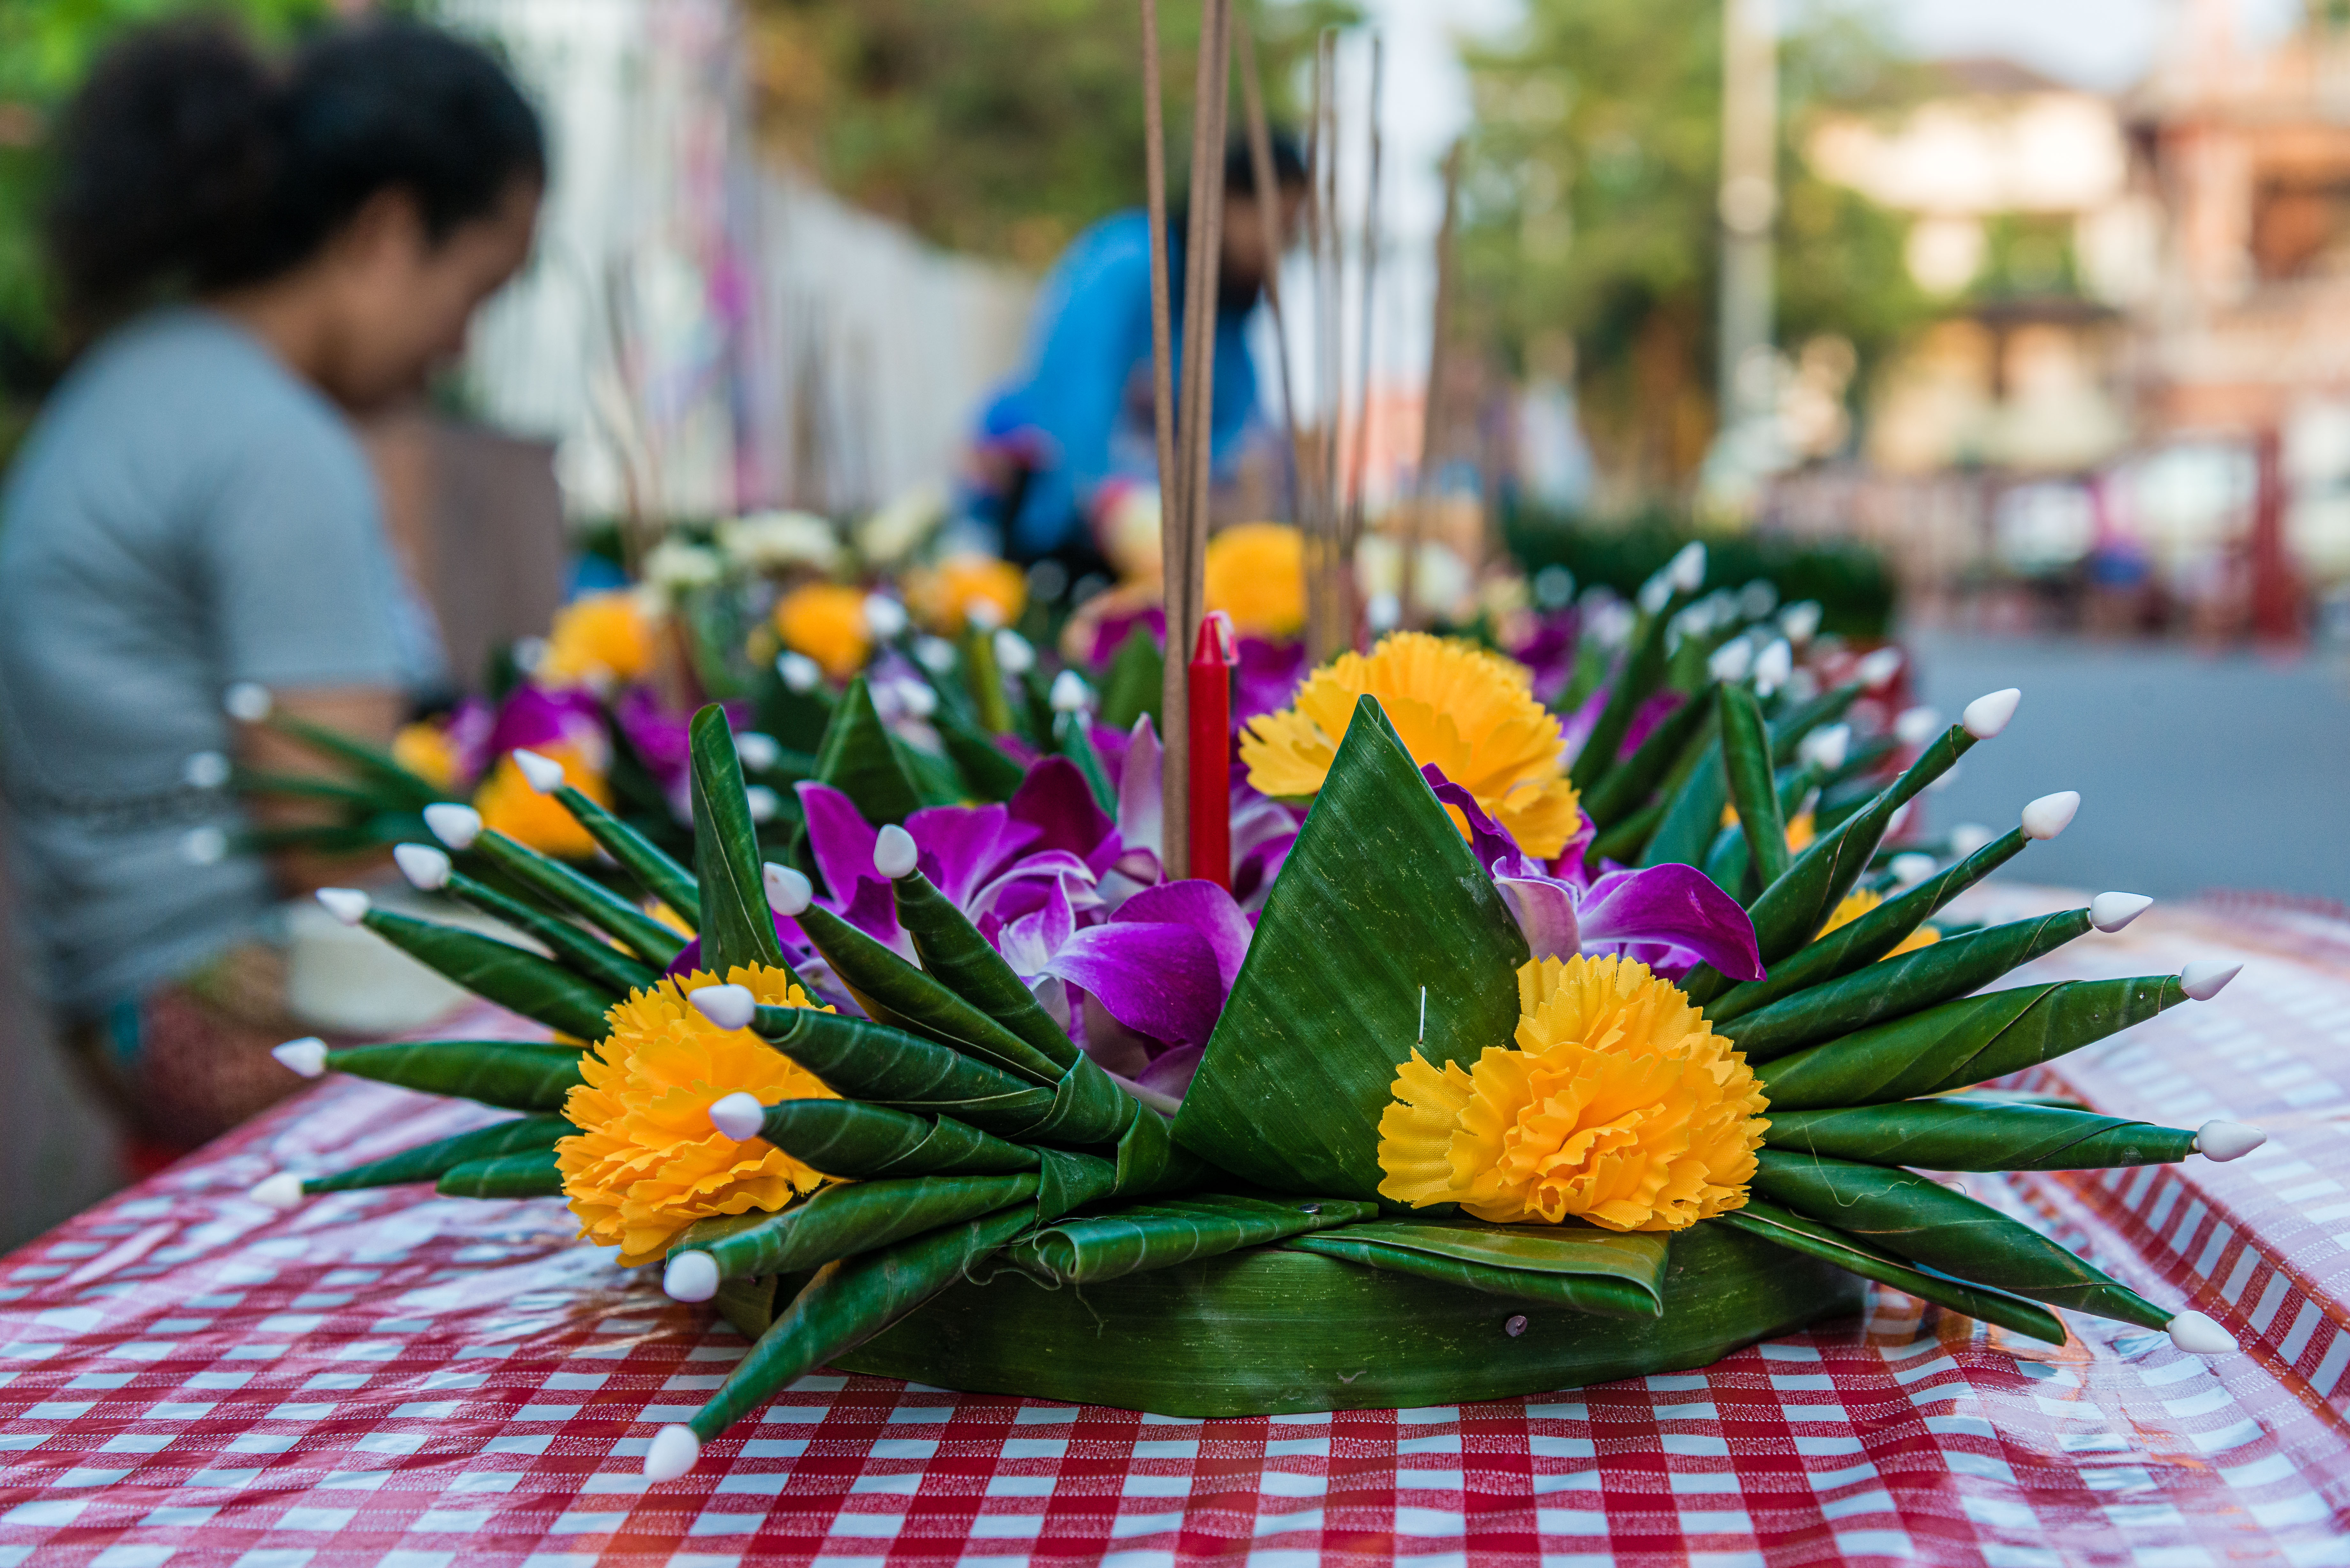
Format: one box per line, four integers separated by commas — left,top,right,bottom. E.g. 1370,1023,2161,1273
1141,0,1179,540
1402,140,1462,629
1236,21,1305,547
1342,34,1382,563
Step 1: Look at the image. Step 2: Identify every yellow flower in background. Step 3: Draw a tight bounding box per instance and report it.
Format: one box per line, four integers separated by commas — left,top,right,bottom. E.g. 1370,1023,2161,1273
1377,955,1768,1232
773,582,871,679
1819,886,1939,959
558,967,840,1266
540,591,656,687
1719,807,1817,857
392,721,462,790
1240,631,1581,857
905,553,1026,634
1204,522,1306,638
474,742,610,859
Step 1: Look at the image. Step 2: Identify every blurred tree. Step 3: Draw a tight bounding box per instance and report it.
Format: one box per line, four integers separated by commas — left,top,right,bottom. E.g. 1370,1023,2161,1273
1459,0,1930,503
744,0,1352,269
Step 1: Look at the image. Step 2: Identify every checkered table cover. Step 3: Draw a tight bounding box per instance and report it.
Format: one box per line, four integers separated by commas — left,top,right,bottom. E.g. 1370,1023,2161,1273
2,892,2348,1566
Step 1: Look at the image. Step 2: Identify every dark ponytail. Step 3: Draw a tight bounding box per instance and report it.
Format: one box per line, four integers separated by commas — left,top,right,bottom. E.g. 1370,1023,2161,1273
47,17,545,332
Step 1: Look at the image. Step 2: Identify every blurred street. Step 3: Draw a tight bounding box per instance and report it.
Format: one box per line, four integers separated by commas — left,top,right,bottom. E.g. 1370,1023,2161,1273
1912,630,2350,901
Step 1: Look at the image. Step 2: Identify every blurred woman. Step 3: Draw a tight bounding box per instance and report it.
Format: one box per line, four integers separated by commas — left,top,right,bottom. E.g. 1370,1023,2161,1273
0,19,543,1161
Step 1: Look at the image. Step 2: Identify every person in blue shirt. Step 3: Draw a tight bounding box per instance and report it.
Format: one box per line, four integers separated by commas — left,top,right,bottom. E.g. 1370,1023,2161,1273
971,134,1308,577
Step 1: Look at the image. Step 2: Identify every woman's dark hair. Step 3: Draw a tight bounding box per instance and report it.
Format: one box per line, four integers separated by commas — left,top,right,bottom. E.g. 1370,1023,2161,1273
47,18,545,328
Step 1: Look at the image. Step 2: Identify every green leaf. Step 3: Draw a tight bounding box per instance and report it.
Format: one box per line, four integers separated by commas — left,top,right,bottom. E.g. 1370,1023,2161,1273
1749,1150,2170,1330
552,784,700,917
1579,684,1715,831
437,867,659,1000
691,706,789,977
1639,738,1729,868
758,1099,1042,1178
813,675,927,825
1055,712,1118,812
1099,624,1165,731
1763,1100,2197,1171
931,704,1027,802
898,736,968,809
303,1115,571,1194
791,903,1063,1082
356,908,617,1041
1292,1217,1670,1310
1721,908,2092,1062
1175,696,1529,1197
1756,975,2188,1110
1718,683,1788,891
1006,1195,1376,1285
1717,1200,2066,1344
1767,678,1866,766
1705,827,2029,1023
891,870,1079,1071
322,1040,586,1111
1584,795,1669,872
753,1004,1058,1137
436,1147,564,1198
260,710,444,810
754,660,839,752
671,1172,1040,1281
1286,1235,1660,1317
1568,599,1680,791
469,829,688,971
960,626,1017,735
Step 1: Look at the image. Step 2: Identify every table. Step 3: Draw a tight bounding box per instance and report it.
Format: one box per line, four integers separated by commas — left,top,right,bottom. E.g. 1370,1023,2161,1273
1,891,2347,1565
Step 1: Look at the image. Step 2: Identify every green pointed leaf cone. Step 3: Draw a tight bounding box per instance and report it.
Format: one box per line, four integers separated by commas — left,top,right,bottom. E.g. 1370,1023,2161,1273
1585,796,1670,872
930,704,1026,802
812,675,926,825
1749,1150,2171,1330
356,909,617,1041
690,706,788,977
753,659,837,751
1294,1218,1670,1310
1055,712,1118,813
1285,1235,1661,1318
435,1147,564,1198
1767,678,1865,766
688,1203,1038,1440
321,1040,586,1112
1018,667,1056,750
752,1005,1058,1138
891,871,1079,1072
960,627,1016,735
1719,685,1788,889
1581,684,1717,832
791,903,1061,1082
1706,828,2030,1023
1717,1200,2066,1344
1722,908,2093,1062
469,829,688,970
552,784,699,917
438,868,658,1000
262,710,444,810
1755,974,2188,1110
1763,1100,2198,1171
1099,623,1165,731
898,735,967,809
1034,1147,1121,1218
759,1099,1042,1178
1175,696,1529,1197
303,1115,571,1195
671,1172,1040,1280
1568,599,1680,791
1639,742,1729,868
1010,1195,1378,1285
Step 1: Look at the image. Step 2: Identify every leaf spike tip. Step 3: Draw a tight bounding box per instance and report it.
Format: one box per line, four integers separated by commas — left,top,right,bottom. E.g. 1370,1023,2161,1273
707,1091,765,1141
745,785,780,824
315,888,370,925
862,594,909,640
643,1423,702,1480
393,844,452,892
2194,1120,2266,1162
223,682,273,722
763,862,813,916
777,652,823,692
735,731,781,772
512,749,565,793
2181,961,2243,1001
874,824,919,879
1667,540,1707,593
273,1037,329,1078
1961,687,2022,739
1856,646,1903,689
2167,1310,2237,1355
1893,706,1942,746
1753,639,1793,694
248,1172,305,1211
662,1251,721,1304
992,629,1036,675
689,985,757,1032
423,802,484,850
2089,892,2153,932
2020,791,2079,841
1049,670,1091,713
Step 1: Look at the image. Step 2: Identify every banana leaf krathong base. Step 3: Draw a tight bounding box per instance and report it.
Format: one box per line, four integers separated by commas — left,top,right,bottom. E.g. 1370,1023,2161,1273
710,1221,1862,1419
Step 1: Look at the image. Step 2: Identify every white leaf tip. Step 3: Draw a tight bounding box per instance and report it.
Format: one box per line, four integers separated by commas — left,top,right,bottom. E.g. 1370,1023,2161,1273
2182,960,2243,1001
2167,1310,2236,1355
392,843,452,892
2021,791,2080,841
422,802,483,851
688,984,757,1032
511,749,565,793
874,823,919,879
762,862,812,917
744,785,780,824
1856,647,1903,688
643,1422,702,1481
272,1037,329,1079
314,887,369,925
708,1091,767,1142
2089,892,2153,933
1048,669,1090,713
1667,540,1707,592
1893,706,1943,747
777,651,824,692
1962,687,2022,739
247,1172,307,1211
734,732,781,773
862,594,909,640
991,629,1035,675
223,682,273,722
2194,1119,2266,1161
662,1251,722,1304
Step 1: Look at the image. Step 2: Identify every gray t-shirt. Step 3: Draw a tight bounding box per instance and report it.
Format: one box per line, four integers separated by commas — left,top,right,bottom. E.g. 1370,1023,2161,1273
0,309,424,1017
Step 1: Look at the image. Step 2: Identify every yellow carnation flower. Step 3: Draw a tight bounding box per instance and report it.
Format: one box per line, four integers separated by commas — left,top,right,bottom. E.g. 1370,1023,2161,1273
557,967,840,1266
1239,631,1581,857
474,741,611,859
1204,522,1306,638
905,553,1026,634
1376,954,1768,1232
392,720,462,790
540,591,657,687
773,582,872,679
1820,886,1938,958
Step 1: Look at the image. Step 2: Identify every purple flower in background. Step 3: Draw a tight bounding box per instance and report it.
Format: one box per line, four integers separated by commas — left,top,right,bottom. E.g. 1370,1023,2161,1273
487,685,606,766
613,687,695,796
1422,764,1762,984
1233,637,1307,726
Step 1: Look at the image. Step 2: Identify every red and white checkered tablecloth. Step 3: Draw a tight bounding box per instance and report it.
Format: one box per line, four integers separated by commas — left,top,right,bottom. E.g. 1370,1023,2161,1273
1,892,2347,1566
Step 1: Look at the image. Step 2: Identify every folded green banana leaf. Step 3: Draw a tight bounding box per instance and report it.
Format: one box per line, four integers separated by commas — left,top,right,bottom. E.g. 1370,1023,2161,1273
690,707,791,978
322,1039,586,1111
468,828,687,971
1716,1199,2065,1344
931,704,1026,802
1569,592,1686,791
1100,625,1164,731
1756,974,2188,1110
436,1147,564,1198
791,902,1062,1082
1055,711,1118,813
1639,730,1731,868
1721,908,2092,1062
1286,1235,1661,1318
1749,1150,2170,1329
354,908,617,1041
1292,1217,1670,1308
758,1099,1041,1178
670,1172,1039,1281
812,675,927,826
1767,679,1866,766
1586,796,1670,871
891,871,1079,1071
1004,1194,1376,1285
553,783,700,917
261,708,445,811
1718,684,1789,889
303,1114,571,1194
436,867,658,1000
959,626,1016,735
1580,684,1716,831
1763,1100,2196,1170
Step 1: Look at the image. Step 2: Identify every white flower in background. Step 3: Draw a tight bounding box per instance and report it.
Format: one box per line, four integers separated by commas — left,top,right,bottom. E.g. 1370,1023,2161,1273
1354,535,1475,623
855,482,949,568
642,537,724,598
717,511,843,574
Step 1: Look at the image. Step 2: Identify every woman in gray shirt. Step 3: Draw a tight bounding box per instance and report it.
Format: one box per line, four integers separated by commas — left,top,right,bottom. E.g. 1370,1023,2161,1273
0,20,543,1161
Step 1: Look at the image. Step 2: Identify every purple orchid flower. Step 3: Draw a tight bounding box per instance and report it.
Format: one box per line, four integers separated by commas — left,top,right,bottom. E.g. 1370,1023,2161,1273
613,687,695,801
1092,716,1300,912
487,684,606,766
1422,764,1763,984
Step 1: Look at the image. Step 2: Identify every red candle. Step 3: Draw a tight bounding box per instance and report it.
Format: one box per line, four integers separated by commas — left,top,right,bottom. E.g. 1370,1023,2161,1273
1186,611,1237,888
